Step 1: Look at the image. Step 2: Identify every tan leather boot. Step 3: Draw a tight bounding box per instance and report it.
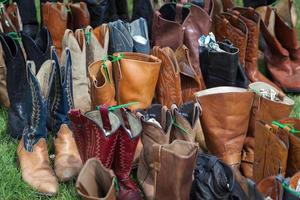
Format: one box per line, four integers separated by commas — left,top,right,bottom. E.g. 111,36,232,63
113,52,161,110
17,138,58,196
0,44,9,107
54,124,83,182
88,60,116,108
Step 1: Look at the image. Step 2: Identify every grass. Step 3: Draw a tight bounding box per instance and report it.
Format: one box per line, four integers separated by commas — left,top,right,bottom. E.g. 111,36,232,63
0,0,299,199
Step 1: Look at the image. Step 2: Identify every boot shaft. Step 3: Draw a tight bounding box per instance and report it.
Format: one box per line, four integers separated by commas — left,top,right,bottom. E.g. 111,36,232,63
67,2,90,31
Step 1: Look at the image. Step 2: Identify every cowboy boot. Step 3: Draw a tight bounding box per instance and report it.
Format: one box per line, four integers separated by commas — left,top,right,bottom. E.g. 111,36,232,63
0,33,29,138
244,0,277,8
67,2,90,31
277,118,300,177
252,121,289,183
16,0,38,37
21,27,52,71
0,43,9,107
112,108,143,200
84,0,111,28
113,52,161,110
88,60,117,108
136,104,172,199
256,176,280,199
62,29,91,113
48,48,83,182
0,3,17,33
255,6,300,93
152,46,182,108
6,2,23,32
85,24,109,66
18,60,57,196
241,82,294,178
42,2,68,57
76,158,117,200
114,0,129,21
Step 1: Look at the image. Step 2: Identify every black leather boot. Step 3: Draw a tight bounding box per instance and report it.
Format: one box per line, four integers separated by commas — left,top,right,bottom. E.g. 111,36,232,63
84,0,111,28
0,33,30,138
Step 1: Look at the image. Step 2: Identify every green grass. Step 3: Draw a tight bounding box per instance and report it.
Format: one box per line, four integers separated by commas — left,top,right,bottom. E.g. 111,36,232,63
0,0,299,199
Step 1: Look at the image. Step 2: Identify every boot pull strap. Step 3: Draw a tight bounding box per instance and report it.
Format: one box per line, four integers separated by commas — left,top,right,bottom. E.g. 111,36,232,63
99,106,112,131
264,7,272,27
175,3,183,23
68,109,86,127
120,108,131,131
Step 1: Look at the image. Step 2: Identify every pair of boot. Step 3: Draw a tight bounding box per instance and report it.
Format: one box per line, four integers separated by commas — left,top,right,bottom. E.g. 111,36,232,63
69,107,143,199
152,45,202,107
42,1,90,57
136,103,200,200
17,48,82,196
255,0,300,93
88,52,161,110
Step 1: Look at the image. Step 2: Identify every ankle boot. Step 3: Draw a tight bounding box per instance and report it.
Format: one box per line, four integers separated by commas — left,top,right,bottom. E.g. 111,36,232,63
255,6,300,93
277,118,300,177
85,0,111,28
88,60,117,108
113,52,161,110
42,2,68,57
0,44,9,107
152,140,198,200
152,46,183,108
21,27,52,71
67,2,90,31
137,104,172,200
241,82,294,178
18,60,57,196
252,121,289,183
0,33,29,138
62,29,91,113
6,2,23,32
112,108,143,200
85,25,109,66
76,158,117,200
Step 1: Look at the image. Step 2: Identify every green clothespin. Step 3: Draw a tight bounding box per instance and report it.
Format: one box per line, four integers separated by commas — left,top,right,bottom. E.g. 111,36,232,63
101,58,111,83
272,121,300,135
108,53,125,63
113,177,120,194
7,32,22,44
100,53,124,83
183,2,192,8
96,102,140,111
84,31,91,45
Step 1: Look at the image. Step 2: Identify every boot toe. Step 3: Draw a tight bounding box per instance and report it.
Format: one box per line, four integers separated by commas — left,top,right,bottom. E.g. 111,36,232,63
55,156,83,182
36,180,58,196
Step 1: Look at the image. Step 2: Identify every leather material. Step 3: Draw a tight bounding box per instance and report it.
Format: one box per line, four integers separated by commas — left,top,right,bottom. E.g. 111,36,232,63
16,0,38,37
62,29,91,113
6,2,23,32
257,176,279,200
84,0,111,28
42,2,68,57
153,140,198,200
85,25,109,67
0,33,29,138
76,158,117,200
0,3,19,33
0,43,9,107
190,154,248,200
252,121,289,183
68,2,90,30
137,104,173,200
88,60,117,108
17,138,58,196
113,52,161,110
242,82,294,178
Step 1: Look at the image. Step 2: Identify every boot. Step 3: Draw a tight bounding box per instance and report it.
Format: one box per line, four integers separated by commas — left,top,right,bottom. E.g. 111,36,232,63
85,0,111,28
42,2,68,57
49,48,83,182
113,0,129,22
6,2,23,32
255,6,300,93
113,52,161,110
152,46,182,108
67,2,90,31
21,27,52,71
241,82,294,178
62,29,91,113
112,108,143,200
136,104,172,200
76,158,117,200
85,25,109,67
290,171,300,189
88,60,117,108
257,176,279,199
0,43,9,107
222,0,234,10
0,33,29,138
252,121,289,183
277,118,300,177
18,60,57,196
0,3,18,33
152,140,198,200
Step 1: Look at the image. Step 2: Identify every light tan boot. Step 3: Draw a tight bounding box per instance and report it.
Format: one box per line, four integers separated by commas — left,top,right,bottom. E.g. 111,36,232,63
54,124,83,182
17,138,58,196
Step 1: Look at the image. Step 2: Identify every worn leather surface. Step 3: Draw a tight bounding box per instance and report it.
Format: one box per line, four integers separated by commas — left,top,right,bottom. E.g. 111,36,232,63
16,0,38,37
68,2,90,30
62,29,91,113
257,176,279,199
17,138,58,196
76,158,117,200
113,52,161,110
6,2,23,32
0,43,9,107
85,0,110,28
0,3,17,33
88,60,116,108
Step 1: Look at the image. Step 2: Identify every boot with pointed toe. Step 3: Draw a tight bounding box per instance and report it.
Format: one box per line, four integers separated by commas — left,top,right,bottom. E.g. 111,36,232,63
67,2,90,31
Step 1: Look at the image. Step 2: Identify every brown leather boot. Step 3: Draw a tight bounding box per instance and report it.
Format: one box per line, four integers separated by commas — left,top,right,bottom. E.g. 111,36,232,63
17,138,58,196
152,46,182,108
54,124,83,182
6,2,23,32
76,158,117,200
0,44,9,107
252,121,289,183
113,52,161,110
67,2,90,31
290,171,300,190
88,60,117,108
241,82,294,178
42,2,68,57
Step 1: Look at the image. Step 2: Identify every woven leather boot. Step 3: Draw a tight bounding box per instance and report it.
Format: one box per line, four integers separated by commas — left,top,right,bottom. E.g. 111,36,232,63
18,60,57,196
241,82,294,178
113,52,161,110
67,2,90,31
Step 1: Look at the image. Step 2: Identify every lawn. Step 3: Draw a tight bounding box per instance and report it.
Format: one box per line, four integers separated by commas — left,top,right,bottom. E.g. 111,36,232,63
0,0,299,199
